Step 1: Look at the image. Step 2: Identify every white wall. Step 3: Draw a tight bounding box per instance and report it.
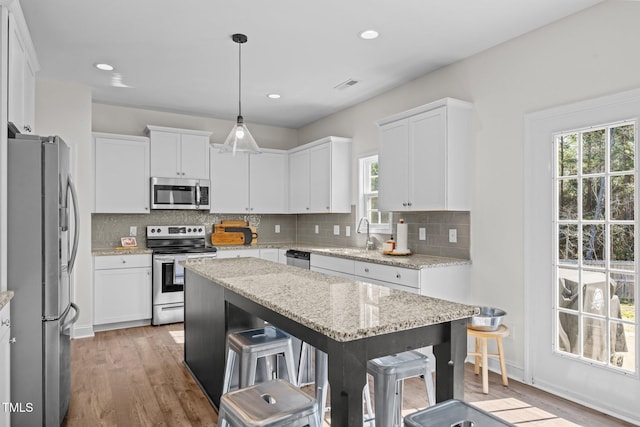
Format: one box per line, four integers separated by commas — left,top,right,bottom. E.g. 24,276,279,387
298,0,640,371
92,103,298,150
35,78,93,336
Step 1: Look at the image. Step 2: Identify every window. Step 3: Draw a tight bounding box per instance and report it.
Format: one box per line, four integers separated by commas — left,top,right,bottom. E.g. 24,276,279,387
554,121,636,373
358,155,391,234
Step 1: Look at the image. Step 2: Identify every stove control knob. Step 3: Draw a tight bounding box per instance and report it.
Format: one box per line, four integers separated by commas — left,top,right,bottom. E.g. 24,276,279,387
198,227,203,232
150,228,156,233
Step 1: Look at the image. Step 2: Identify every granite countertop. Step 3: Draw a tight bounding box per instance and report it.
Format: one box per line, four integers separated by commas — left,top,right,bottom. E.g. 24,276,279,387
92,248,153,256
183,257,477,342
0,291,14,311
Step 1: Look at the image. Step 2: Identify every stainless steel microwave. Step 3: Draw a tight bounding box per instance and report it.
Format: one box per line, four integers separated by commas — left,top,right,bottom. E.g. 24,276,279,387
150,177,211,210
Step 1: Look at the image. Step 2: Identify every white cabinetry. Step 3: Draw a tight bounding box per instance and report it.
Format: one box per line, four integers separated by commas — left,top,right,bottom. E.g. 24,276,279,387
0,302,10,427
146,125,211,179
259,248,280,263
216,248,260,259
8,11,38,135
210,146,288,213
94,255,152,326
93,133,150,213
288,137,351,213
377,98,472,211
354,261,420,293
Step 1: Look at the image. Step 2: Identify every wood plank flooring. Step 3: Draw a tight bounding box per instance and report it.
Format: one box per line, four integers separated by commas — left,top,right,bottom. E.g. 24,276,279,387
62,324,634,427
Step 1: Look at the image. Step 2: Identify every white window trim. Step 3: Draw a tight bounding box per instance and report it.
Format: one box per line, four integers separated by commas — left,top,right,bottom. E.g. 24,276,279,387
357,154,392,234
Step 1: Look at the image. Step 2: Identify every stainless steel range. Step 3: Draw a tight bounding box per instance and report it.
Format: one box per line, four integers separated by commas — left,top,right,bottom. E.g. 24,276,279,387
146,225,217,325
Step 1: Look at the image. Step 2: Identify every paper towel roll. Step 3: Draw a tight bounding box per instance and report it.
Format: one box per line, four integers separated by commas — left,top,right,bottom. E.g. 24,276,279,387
396,221,409,253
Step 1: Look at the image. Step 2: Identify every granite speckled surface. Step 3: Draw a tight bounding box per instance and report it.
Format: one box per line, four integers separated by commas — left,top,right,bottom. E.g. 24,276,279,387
0,291,14,311
92,248,153,256
184,257,477,342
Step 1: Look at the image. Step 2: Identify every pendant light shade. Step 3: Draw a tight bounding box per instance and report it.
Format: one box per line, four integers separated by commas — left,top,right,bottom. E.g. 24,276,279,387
220,33,261,155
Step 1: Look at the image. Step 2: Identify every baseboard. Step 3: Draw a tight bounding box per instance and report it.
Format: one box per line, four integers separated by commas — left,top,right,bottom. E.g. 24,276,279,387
72,323,94,339
93,319,151,332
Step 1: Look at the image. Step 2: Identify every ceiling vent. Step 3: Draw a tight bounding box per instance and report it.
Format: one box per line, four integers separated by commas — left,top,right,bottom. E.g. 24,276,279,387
334,78,360,90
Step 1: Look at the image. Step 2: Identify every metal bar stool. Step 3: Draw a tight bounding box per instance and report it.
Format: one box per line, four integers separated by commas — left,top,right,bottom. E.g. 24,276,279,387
467,324,509,394
222,326,298,394
366,350,436,427
217,379,319,427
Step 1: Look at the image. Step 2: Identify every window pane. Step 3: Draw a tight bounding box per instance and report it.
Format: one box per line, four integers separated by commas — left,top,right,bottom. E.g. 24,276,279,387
582,129,606,174
582,224,605,264
380,212,389,224
583,315,607,362
611,272,635,320
558,178,578,220
558,268,579,312
610,224,634,265
610,175,634,220
610,321,634,372
558,224,578,262
582,177,606,220
558,311,579,355
558,134,578,176
582,271,608,315
610,124,635,172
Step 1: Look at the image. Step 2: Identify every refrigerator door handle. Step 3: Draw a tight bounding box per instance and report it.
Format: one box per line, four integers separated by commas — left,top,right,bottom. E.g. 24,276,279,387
67,176,80,273
61,302,80,330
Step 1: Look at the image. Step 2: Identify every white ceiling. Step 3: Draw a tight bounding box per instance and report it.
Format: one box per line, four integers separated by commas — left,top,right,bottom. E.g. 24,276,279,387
20,0,602,129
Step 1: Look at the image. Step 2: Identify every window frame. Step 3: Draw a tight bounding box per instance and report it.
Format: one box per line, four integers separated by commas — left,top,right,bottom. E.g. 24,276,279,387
357,154,392,234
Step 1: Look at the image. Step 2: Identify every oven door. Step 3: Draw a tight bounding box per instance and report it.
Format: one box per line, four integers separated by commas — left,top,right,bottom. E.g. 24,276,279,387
153,253,217,305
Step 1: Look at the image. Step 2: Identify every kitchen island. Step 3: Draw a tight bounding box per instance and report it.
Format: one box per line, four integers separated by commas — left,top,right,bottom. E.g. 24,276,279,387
183,257,476,427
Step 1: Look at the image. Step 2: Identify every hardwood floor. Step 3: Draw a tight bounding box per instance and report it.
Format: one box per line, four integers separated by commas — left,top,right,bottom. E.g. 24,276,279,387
63,324,634,427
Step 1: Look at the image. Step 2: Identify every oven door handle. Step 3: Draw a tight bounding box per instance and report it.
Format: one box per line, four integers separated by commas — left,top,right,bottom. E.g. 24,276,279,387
154,255,177,263
186,254,217,261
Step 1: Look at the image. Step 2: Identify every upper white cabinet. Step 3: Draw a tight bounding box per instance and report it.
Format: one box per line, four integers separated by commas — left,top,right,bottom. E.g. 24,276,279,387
210,146,288,214
288,136,351,213
93,133,150,213
145,125,212,179
377,98,472,211
8,10,38,135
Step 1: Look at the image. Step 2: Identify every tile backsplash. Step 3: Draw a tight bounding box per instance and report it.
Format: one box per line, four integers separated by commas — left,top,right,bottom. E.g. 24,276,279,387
92,206,469,259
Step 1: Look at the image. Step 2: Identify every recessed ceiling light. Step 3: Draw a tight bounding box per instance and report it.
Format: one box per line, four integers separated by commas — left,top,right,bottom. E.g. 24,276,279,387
95,63,114,71
267,93,281,99
359,30,379,40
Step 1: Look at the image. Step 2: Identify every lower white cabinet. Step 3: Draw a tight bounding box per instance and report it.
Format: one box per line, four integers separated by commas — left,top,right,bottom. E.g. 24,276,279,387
0,302,10,427
420,264,471,303
259,248,279,263
94,254,152,326
216,248,260,259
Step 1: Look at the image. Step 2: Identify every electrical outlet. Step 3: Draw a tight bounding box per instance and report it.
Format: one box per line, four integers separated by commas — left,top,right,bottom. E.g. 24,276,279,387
129,226,137,236
275,224,280,233
345,226,351,237
419,227,426,240
315,225,319,234
333,225,340,235
448,229,457,243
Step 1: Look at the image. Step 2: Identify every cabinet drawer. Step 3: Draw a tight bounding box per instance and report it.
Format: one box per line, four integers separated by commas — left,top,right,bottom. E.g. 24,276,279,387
354,261,419,289
310,254,355,275
0,303,9,337
216,249,260,259
94,254,152,270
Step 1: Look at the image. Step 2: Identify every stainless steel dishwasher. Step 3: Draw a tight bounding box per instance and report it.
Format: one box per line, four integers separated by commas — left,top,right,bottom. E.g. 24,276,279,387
285,249,311,269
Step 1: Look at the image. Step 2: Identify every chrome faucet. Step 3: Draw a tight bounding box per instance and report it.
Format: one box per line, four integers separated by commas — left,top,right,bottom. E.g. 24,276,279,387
357,217,375,250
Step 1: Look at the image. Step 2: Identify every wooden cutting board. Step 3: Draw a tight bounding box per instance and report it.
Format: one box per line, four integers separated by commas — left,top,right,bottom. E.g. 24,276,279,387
211,221,258,245
211,230,246,245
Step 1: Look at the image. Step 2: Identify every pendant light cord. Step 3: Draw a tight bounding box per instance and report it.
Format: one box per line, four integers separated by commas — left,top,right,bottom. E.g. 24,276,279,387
238,41,242,118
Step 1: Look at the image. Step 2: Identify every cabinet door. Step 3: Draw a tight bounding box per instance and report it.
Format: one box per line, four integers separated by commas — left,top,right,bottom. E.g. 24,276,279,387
216,249,260,259
180,133,210,179
378,119,410,211
210,149,249,213
309,143,331,212
150,131,181,177
94,136,150,213
94,267,151,324
259,248,279,263
8,13,25,133
409,108,446,210
250,152,288,213
0,304,10,427
289,150,310,213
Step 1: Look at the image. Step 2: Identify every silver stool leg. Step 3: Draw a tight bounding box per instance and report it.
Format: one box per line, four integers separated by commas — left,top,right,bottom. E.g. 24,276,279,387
315,348,329,425
298,342,309,386
373,371,395,427
393,380,404,427
424,360,436,406
222,348,236,394
363,378,374,426
283,338,298,387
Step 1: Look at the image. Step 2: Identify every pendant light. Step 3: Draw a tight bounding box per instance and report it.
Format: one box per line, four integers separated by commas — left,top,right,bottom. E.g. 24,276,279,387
220,33,261,155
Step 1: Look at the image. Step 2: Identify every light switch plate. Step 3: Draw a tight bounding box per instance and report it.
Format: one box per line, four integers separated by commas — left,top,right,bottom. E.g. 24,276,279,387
129,226,137,236
275,224,280,233
448,228,457,243
345,226,351,237
315,225,319,234
333,225,340,235
419,227,426,240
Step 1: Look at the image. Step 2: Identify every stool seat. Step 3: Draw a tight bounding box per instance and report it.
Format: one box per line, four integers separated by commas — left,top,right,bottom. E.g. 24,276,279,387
223,327,297,394
366,350,435,427
217,379,319,427
467,324,510,394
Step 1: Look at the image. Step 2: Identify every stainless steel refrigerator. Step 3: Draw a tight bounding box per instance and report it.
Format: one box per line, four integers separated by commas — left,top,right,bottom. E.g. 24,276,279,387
7,134,80,426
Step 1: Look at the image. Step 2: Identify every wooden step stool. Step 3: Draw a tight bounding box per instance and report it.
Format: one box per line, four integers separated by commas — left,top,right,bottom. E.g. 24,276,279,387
467,324,509,394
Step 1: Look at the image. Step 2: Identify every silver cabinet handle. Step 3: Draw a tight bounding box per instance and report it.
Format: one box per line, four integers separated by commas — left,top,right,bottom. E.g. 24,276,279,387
396,273,401,279
1,319,9,327
407,202,412,207
9,338,16,344
177,172,180,175
122,259,126,263
364,268,370,273
402,202,407,207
